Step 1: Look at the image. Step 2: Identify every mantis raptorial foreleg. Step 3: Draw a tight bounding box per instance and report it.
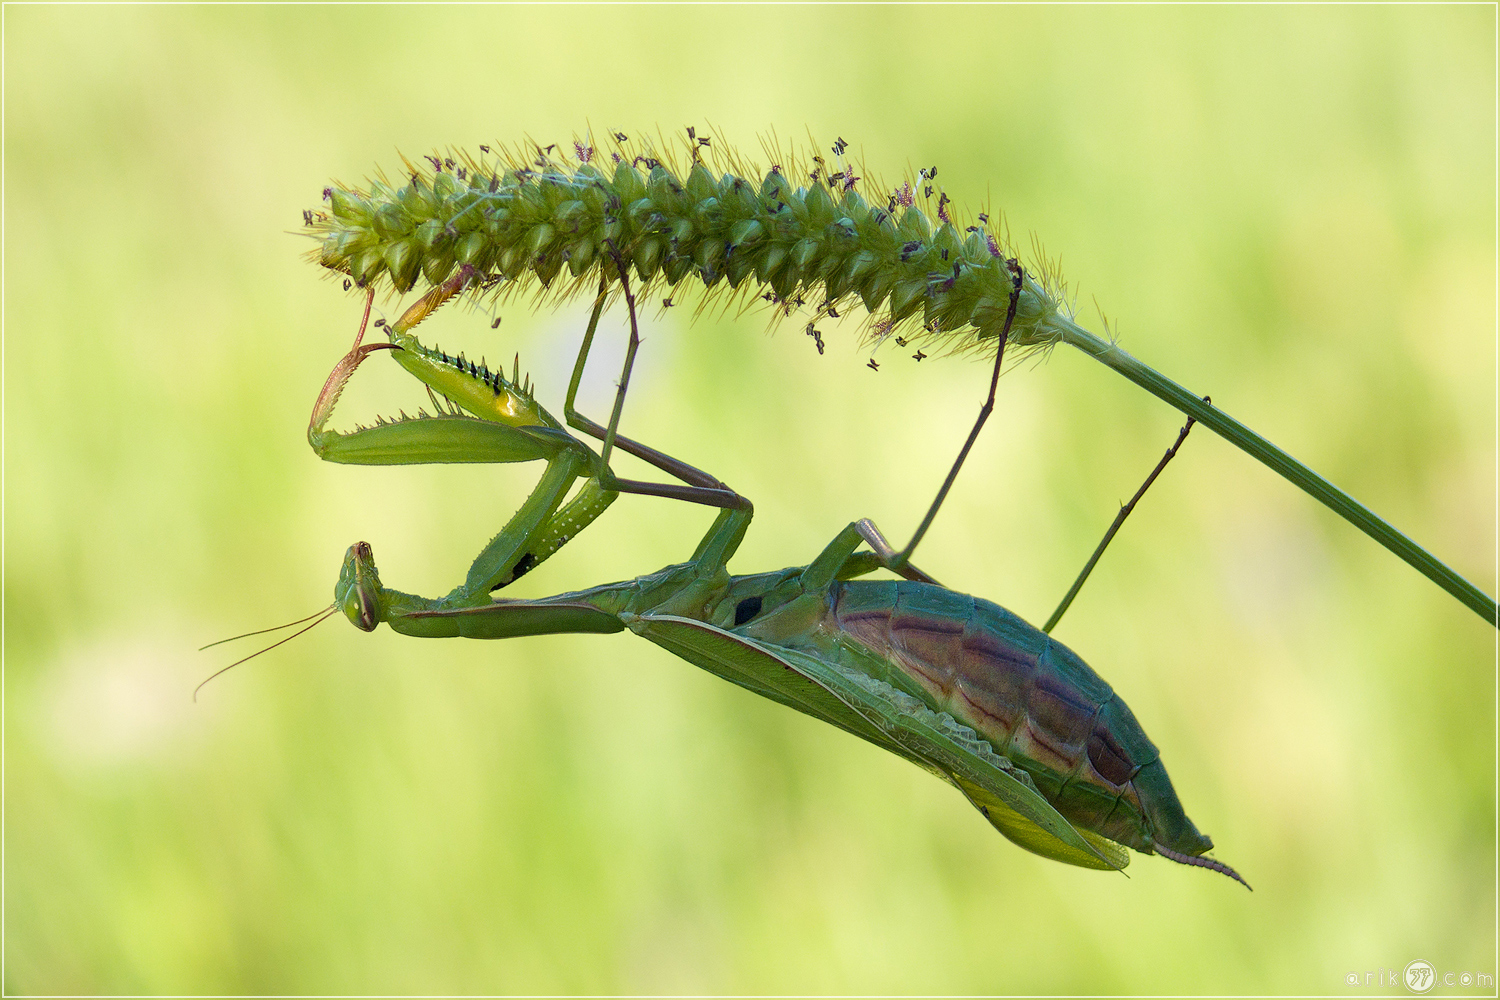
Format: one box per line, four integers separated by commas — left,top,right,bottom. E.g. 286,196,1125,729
308,250,955,639
309,263,768,623
309,279,613,605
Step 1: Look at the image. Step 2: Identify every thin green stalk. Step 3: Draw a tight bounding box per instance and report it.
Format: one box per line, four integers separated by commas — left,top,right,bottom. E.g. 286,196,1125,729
1055,316,1497,627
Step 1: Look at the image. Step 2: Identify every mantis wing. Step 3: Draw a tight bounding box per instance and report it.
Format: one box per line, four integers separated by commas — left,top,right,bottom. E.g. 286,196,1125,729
631,613,1128,872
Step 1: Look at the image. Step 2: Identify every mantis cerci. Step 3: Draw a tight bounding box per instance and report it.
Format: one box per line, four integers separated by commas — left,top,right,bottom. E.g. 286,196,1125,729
276,257,1250,888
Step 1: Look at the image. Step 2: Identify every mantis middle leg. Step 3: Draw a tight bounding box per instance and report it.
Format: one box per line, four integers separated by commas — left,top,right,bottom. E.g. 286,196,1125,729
563,261,749,511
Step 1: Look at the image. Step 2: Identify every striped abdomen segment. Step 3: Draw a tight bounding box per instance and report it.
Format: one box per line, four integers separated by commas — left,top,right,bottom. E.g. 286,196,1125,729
829,580,1212,858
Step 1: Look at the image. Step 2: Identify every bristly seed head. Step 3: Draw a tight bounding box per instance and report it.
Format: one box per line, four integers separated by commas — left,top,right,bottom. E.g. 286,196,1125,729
308,129,1072,360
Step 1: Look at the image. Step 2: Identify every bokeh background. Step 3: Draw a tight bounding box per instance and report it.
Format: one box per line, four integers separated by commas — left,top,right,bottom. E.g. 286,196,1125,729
7,6,1495,995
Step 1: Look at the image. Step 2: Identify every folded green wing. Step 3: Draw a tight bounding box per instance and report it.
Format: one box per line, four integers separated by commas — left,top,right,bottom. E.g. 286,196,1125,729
632,613,1127,872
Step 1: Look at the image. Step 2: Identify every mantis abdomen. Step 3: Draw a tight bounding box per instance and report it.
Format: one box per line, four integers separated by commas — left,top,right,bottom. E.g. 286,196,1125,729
825,580,1214,863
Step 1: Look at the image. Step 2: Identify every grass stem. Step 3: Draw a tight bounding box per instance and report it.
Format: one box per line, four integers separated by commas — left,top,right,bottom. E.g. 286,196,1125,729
1056,317,1496,626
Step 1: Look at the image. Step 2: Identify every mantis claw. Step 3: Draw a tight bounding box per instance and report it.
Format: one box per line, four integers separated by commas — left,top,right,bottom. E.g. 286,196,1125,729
309,286,401,438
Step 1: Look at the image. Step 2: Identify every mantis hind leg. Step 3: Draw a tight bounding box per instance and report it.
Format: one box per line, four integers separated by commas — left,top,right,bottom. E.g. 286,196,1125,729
886,258,1025,573
1040,404,1202,632
797,519,943,593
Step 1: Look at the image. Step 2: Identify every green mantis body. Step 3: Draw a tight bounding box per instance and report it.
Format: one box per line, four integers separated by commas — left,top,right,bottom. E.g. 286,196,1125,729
336,516,1244,886
306,275,1248,887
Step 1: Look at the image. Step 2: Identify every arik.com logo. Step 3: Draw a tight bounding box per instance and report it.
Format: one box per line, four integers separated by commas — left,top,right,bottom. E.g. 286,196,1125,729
1405,960,1437,993
1345,961,1493,993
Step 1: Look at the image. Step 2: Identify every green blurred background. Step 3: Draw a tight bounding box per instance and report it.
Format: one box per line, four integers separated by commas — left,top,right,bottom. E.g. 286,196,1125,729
7,6,1495,994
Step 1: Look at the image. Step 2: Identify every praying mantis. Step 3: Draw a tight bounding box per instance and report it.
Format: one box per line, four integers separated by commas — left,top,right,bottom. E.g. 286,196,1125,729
290,252,1250,888
272,132,1492,893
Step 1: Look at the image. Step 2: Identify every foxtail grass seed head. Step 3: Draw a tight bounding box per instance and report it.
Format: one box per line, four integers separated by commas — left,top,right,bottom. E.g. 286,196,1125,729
306,128,1074,361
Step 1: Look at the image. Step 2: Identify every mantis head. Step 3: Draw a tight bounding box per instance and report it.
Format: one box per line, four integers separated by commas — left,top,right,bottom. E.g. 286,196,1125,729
336,542,385,632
